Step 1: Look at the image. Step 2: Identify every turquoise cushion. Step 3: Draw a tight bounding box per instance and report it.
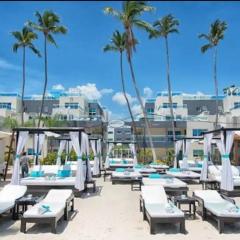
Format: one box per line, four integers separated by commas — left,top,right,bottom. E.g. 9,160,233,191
149,173,161,179
197,163,203,168
116,168,125,172
30,171,44,177
122,160,127,164
110,160,116,164
134,164,143,169
169,168,181,172
58,170,71,177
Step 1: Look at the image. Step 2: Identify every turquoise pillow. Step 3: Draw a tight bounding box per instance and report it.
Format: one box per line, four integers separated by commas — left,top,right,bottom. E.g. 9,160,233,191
197,163,203,168
116,168,125,172
122,159,127,164
169,168,181,172
30,171,44,177
134,164,143,169
110,160,116,164
58,170,71,177
149,173,161,179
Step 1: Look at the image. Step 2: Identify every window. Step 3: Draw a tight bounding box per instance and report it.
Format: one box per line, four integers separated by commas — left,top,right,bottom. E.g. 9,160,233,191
108,131,113,134
176,115,182,120
147,108,154,115
163,103,177,108
0,102,11,110
27,148,34,155
166,115,172,120
89,108,96,116
234,102,240,109
192,129,207,136
65,103,79,109
168,131,181,136
172,103,177,108
193,149,204,157
163,103,168,108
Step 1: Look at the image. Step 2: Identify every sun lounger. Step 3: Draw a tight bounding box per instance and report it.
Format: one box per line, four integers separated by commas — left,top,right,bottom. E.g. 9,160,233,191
142,176,188,195
111,170,142,184
140,185,185,234
0,184,27,218
166,169,200,180
193,190,240,233
20,189,74,234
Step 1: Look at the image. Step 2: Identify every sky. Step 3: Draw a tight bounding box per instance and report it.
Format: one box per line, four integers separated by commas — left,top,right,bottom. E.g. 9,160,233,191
0,1,240,120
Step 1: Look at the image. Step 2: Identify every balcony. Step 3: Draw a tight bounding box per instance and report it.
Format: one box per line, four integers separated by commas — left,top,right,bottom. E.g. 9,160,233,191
157,104,187,110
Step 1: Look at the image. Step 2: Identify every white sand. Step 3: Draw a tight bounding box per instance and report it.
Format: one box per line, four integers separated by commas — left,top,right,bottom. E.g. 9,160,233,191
1,177,240,240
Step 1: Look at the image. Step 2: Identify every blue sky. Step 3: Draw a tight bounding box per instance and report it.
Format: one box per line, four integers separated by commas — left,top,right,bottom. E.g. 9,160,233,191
0,1,240,119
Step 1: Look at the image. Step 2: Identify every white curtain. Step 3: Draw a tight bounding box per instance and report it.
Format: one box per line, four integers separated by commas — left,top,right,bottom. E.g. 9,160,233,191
91,140,100,175
65,141,73,164
200,133,213,181
218,131,234,191
97,139,102,170
81,132,92,181
33,134,45,165
105,143,114,168
70,132,84,191
129,143,137,165
182,140,191,169
56,140,66,165
11,131,29,185
174,140,183,168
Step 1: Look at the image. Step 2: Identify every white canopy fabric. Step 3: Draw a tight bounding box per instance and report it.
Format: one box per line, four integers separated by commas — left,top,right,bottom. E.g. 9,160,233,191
11,131,29,185
44,131,60,138
105,143,114,168
69,131,84,191
33,134,45,165
65,141,73,164
200,133,213,181
182,140,190,169
216,131,234,191
129,143,137,165
97,139,102,169
91,140,100,175
56,140,67,165
81,132,92,181
174,140,183,168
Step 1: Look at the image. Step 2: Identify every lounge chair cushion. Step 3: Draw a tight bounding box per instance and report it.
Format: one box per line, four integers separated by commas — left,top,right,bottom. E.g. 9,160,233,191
141,185,168,205
145,203,184,218
44,189,73,203
142,177,187,188
23,201,65,218
0,185,27,214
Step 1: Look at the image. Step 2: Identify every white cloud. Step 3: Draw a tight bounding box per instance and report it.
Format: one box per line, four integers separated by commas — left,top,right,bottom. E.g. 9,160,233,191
0,57,20,71
112,92,136,106
132,104,143,116
52,84,65,91
143,87,153,98
100,88,114,95
68,83,102,100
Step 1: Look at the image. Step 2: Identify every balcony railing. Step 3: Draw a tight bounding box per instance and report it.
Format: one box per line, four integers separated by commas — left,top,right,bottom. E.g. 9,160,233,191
158,104,187,110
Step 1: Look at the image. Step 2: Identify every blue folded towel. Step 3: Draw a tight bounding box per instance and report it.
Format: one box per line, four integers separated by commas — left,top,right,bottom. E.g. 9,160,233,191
149,173,161,179
116,168,125,172
57,169,71,177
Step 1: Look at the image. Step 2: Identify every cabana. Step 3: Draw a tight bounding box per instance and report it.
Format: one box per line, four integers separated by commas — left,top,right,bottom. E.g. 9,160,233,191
203,127,240,196
105,140,137,169
8,127,94,196
175,137,204,171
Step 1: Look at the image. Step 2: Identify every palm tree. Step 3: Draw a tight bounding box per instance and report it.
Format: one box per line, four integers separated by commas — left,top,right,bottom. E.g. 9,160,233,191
27,10,67,127
103,30,140,151
199,19,227,128
12,26,41,126
149,14,179,144
104,1,157,162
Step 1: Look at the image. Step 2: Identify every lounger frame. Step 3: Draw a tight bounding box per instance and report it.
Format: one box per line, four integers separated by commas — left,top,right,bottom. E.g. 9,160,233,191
140,195,185,234
193,192,240,233
20,192,74,234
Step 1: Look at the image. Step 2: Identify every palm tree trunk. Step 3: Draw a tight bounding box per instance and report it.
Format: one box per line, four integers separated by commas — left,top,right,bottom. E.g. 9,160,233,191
21,46,26,126
38,34,48,128
165,37,176,144
213,46,219,128
120,52,140,153
127,56,157,162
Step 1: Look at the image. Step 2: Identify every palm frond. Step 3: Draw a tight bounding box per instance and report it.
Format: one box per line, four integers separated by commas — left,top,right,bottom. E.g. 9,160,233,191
103,7,122,19
103,44,118,52
201,43,213,53
11,31,23,41
12,43,20,52
28,44,41,57
46,34,57,46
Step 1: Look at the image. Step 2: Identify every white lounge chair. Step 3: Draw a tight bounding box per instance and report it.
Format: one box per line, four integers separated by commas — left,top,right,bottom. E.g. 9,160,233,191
21,189,74,233
0,184,27,218
166,170,200,180
193,190,240,233
140,185,185,234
